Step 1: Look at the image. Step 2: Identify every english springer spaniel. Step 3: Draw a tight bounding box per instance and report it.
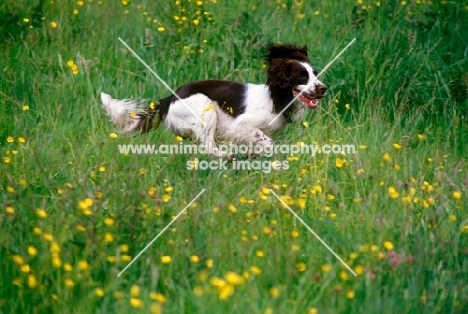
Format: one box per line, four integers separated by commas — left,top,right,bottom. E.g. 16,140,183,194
101,44,327,157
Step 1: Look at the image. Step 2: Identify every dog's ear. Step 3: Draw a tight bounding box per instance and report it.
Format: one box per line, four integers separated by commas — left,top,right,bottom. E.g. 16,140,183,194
267,59,292,89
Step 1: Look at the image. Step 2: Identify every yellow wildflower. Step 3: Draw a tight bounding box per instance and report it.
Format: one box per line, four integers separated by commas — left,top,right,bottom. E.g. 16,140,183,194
296,262,306,271
339,271,349,281
78,260,89,271
130,285,140,297
225,271,245,285
43,233,53,241
219,284,234,300
308,308,318,314
161,256,172,264
65,278,75,287
209,277,226,287
250,266,261,275
130,298,143,308
193,286,203,296
388,187,399,198
6,205,14,214
63,263,73,271
12,255,24,265
297,198,306,208
335,157,347,168
269,287,280,298
28,246,37,256
321,264,332,272
354,265,364,275
383,241,394,251
28,274,38,288
37,208,47,218
104,232,114,242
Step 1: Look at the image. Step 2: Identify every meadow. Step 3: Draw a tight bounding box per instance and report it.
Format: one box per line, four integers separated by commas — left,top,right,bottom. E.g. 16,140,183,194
1,0,468,313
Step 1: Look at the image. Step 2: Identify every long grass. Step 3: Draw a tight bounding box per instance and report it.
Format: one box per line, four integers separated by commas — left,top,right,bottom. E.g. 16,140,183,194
1,0,467,313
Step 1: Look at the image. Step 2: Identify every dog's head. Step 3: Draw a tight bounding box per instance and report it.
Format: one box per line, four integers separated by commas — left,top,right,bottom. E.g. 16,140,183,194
266,44,327,109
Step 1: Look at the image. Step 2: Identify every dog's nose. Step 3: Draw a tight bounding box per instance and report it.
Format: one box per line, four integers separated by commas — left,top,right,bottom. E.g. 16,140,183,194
317,84,327,94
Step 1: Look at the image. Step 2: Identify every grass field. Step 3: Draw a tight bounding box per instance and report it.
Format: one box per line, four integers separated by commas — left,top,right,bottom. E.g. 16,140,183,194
1,0,468,313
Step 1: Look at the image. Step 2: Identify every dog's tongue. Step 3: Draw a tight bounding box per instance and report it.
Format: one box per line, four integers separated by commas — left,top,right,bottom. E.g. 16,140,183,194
293,90,318,108
298,94,318,108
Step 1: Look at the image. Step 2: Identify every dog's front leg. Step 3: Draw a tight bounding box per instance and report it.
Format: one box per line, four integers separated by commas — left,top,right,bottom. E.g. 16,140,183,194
231,123,274,157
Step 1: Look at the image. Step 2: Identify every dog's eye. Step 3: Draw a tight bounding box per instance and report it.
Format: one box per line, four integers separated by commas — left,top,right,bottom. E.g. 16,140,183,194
299,71,308,79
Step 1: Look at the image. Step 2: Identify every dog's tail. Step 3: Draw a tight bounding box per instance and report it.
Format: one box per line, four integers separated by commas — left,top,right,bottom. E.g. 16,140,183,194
100,92,165,133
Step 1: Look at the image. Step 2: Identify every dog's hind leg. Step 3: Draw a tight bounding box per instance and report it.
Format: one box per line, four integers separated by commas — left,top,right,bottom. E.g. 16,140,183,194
164,95,231,158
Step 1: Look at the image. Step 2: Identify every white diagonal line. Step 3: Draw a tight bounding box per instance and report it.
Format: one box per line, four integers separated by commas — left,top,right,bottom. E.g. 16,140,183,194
118,37,205,126
268,189,357,276
117,188,206,277
315,38,356,78
268,38,356,126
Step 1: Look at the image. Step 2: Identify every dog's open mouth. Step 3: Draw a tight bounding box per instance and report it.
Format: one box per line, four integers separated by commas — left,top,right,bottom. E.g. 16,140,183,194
293,89,325,109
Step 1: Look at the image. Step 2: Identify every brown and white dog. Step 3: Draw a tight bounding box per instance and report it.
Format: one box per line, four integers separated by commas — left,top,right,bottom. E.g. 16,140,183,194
101,44,327,157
